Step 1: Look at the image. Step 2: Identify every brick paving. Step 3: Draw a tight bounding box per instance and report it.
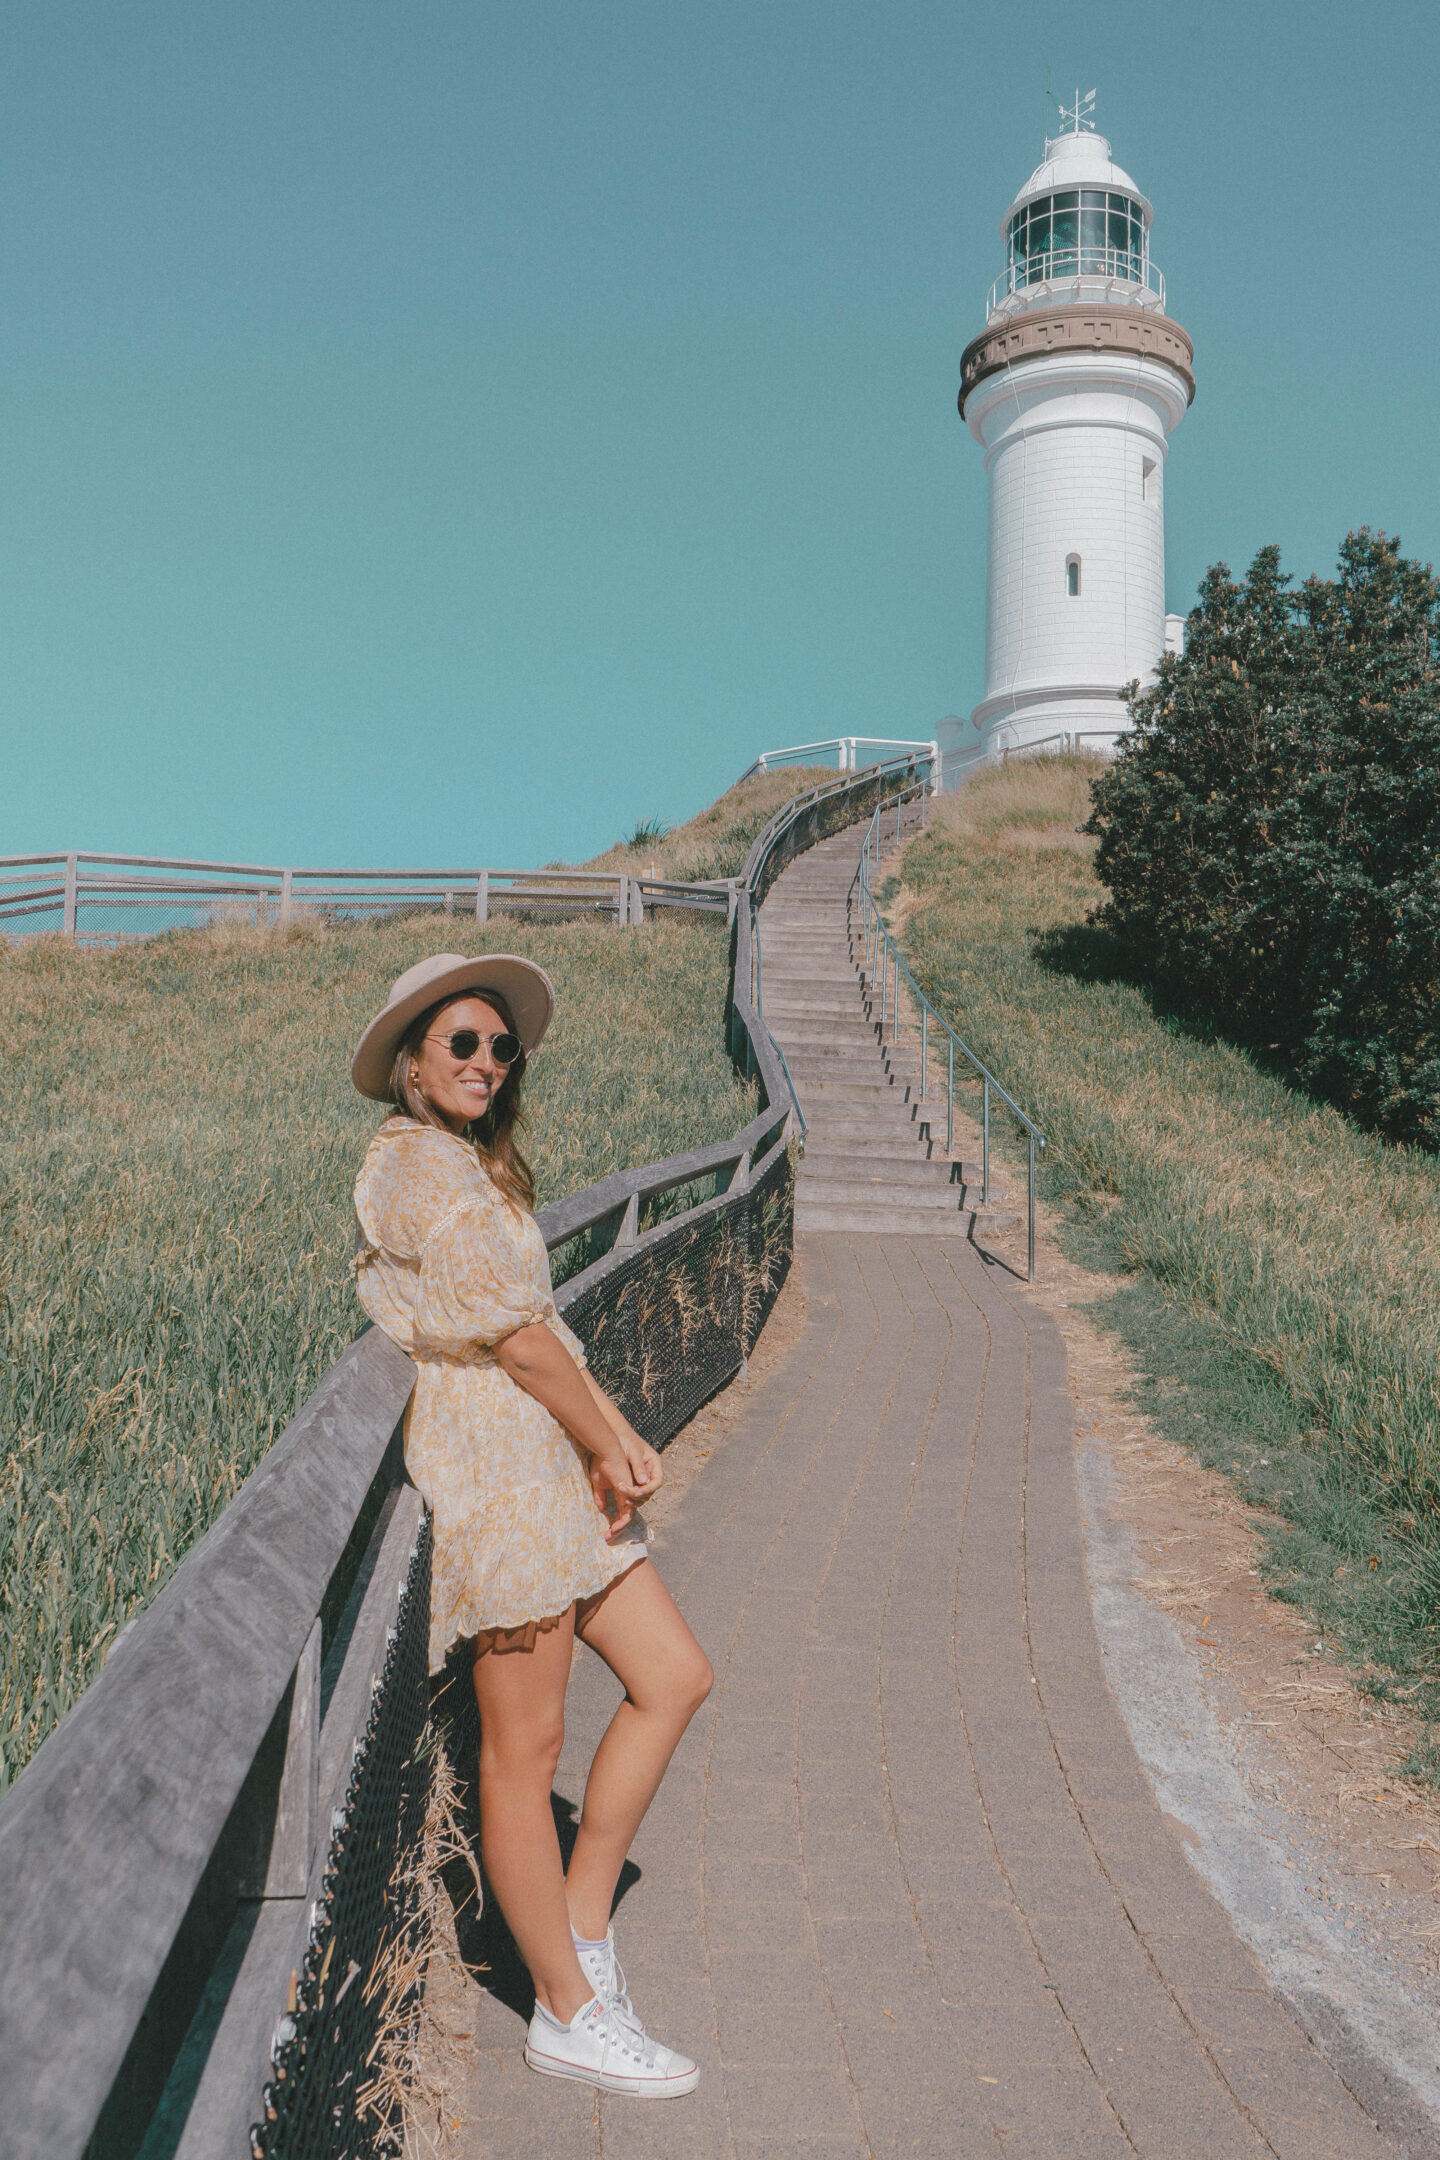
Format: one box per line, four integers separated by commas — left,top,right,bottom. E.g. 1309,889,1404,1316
453,828,1404,2158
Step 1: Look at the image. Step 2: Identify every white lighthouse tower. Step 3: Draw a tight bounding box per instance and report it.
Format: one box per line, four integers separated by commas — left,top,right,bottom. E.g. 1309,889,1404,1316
948,93,1194,767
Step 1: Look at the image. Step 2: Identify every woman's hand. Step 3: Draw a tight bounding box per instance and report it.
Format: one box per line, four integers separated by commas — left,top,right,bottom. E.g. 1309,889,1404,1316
492,1322,663,1533
588,1423,662,1537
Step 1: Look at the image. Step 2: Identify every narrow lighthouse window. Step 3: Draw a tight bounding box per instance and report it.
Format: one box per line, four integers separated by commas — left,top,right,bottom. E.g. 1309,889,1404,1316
1066,556,1081,597
1142,456,1157,502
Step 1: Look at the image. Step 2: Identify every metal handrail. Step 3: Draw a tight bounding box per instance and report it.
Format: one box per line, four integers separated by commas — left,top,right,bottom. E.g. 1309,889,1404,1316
994,728,1124,763
986,246,1165,317
769,1040,807,1144
735,734,941,785
849,792,1047,1282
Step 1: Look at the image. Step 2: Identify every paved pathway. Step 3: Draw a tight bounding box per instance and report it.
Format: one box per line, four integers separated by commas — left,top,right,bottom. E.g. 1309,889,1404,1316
454,829,1406,2159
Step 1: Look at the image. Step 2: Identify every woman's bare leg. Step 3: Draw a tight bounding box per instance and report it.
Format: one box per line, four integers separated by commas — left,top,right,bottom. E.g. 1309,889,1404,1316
471,1611,593,2022
566,1561,713,1941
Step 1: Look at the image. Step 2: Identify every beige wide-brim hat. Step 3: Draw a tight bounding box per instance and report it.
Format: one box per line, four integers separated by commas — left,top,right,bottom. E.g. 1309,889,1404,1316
351,952,556,1102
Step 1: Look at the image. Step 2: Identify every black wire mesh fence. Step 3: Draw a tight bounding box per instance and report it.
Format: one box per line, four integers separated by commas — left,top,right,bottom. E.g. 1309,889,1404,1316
744,1139,794,1348
250,1514,433,2160
561,1139,794,1448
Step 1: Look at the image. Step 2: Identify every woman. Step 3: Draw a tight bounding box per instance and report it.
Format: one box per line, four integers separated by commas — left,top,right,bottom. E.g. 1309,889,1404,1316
351,952,712,2098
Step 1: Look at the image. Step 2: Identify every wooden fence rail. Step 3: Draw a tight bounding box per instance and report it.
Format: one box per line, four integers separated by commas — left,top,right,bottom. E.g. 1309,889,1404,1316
0,852,733,941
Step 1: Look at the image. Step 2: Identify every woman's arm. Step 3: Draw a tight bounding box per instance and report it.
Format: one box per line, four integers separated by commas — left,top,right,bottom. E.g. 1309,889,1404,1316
493,1321,662,1535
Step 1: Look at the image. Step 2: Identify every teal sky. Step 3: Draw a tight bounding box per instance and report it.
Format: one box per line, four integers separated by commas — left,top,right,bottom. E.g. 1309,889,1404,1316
2,1,1434,868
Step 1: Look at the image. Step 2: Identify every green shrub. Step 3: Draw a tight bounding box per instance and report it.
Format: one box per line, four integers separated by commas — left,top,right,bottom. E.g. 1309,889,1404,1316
1087,530,1440,1147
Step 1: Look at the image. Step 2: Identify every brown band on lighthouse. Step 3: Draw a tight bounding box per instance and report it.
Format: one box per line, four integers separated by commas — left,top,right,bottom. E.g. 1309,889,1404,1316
959,305,1195,417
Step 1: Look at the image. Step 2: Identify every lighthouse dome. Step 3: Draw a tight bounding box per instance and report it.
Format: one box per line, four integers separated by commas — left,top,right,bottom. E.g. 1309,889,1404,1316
989,119,1164,323
1006,130,1152,228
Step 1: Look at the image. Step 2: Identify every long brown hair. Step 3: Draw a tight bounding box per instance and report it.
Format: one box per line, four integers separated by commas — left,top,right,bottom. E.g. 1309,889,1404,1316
387,988,537,1212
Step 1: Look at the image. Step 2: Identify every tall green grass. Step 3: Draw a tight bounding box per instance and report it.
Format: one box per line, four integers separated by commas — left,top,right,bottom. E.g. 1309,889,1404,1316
0,909,750,1787
899,757,1440,1762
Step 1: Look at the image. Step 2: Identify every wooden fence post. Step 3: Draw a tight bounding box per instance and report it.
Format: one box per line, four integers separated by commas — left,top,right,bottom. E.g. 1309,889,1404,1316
256,1620,320,1900
476,869,489,925
62,853,78,939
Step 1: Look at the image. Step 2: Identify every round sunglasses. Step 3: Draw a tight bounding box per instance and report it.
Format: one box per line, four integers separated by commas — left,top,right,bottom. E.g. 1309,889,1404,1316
425,1027,522,1067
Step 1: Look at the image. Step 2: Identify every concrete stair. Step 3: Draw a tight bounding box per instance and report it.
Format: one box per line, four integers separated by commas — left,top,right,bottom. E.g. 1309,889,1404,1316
756,821,1019,1237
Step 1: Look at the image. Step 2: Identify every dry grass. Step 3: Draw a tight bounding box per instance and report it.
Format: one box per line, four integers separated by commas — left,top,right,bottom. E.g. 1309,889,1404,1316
899,754,1440,1752
584,766,835,881
0,906,751,1786
358,1729,482,2156
928,755,1100,852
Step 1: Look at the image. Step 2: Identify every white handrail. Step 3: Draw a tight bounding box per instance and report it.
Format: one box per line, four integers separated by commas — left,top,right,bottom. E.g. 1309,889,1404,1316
995,728,1124,764
737,736,941,785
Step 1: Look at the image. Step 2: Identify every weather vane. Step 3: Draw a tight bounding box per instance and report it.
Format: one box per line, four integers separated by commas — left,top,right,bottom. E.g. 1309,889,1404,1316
1057,86,1097,135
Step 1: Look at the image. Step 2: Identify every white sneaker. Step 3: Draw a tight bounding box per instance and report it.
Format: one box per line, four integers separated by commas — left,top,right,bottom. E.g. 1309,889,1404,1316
572,1926,635,2017
524,1994,700,2098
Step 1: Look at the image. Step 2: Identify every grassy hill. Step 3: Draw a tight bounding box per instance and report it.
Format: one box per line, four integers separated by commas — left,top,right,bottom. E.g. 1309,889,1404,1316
581,763,833,881
896,756,1440,1779
0,765,836,1786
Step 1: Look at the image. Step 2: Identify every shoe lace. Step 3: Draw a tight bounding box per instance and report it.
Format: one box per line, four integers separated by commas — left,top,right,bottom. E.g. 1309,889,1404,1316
591,1936,635,2018
599,2000,661,2072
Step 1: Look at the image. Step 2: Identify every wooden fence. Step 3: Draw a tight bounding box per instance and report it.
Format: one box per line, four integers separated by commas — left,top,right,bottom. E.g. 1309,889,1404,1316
0,854,731,942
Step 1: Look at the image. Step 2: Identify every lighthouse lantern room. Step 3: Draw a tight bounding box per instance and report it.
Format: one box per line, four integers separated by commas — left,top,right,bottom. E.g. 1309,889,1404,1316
949,93,1195,768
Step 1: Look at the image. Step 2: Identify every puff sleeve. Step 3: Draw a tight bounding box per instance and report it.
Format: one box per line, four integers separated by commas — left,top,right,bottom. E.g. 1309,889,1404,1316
412,1188,554,1355
353,1122,587,1366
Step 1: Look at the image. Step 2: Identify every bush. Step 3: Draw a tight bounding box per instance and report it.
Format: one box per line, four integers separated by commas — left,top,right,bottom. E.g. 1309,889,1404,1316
1086,530,1440,1147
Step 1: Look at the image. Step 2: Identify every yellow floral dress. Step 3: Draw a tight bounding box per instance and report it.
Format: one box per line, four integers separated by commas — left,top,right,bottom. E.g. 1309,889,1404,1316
352,1117,648,1669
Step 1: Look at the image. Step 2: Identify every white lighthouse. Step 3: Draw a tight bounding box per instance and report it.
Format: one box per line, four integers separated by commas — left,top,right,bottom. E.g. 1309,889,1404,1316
947,94,1194,767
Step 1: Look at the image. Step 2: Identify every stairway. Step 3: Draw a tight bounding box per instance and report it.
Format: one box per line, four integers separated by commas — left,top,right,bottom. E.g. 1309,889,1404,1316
758,820,1018,1236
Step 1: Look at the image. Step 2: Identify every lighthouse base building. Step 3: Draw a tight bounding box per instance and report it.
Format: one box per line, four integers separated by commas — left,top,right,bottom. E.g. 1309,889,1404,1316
941,108,1194,772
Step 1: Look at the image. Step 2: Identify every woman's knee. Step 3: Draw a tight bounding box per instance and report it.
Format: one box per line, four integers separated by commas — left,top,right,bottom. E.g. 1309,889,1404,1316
673,1645,713,1721
480,1705,565,1786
